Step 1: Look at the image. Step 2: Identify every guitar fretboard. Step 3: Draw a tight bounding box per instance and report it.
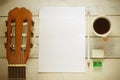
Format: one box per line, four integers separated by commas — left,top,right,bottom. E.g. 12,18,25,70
8,66,26,80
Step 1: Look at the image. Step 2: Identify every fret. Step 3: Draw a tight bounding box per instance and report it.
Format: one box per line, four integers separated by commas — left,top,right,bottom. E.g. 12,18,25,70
8,66,26,79
8,78,26,80
8,64,26,67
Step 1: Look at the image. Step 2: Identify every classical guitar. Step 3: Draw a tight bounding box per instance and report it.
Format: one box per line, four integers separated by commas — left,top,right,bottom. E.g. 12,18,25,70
5,7,34,80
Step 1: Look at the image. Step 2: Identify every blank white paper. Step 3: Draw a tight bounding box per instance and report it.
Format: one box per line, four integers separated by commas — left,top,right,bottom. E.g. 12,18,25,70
38,7,86,72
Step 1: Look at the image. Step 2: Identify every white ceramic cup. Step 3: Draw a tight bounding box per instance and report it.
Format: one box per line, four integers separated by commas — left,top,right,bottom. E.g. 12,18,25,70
92,17,111,41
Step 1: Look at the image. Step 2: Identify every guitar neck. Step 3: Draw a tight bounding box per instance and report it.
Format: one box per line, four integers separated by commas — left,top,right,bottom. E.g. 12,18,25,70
8,65,26,80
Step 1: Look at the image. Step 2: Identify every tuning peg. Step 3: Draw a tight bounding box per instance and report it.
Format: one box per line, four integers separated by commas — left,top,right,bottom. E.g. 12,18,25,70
32,21,34,26
5,32,7,37
10,47,15,52
31,32,34,37
6,21,8,26
10,45,15,51
30,43,33,48
4,43,7,48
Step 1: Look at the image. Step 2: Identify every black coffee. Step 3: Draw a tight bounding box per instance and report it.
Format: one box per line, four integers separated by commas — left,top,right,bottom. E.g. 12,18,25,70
93,18,110,34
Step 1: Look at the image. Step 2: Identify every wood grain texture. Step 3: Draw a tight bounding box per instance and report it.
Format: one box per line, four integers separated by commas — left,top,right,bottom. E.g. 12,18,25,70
0,0,120,80
1,16,120,37
0,58,120,80
6,7,32,64
1,37,120,58
0,0,120,16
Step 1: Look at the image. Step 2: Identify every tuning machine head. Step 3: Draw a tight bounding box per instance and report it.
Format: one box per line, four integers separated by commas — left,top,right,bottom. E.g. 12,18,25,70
31,32,34,37
5,32,7,37
32,21,34,26
31,21,34,37
4,43,7,48
30,43,33,48
6,21,8,26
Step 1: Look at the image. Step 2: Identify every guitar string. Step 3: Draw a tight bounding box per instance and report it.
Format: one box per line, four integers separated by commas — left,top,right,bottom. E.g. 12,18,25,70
16,21,18,80
23,21,25,80
20,20,22,80
22,20,25,80
24,20,29,80
19,18,24,80
11,20,15,80
10,17,31,80
15,21,17,80
23,20,28,80
22,19,27,80
23,20,30,80
21,19,26,80
13,21,16,80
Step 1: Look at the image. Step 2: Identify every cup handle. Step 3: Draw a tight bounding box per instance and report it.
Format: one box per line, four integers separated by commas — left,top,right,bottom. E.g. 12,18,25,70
103,37,109,42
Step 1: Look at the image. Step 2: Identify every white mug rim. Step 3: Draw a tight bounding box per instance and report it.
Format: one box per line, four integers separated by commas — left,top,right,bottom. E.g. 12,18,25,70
92,17,111,37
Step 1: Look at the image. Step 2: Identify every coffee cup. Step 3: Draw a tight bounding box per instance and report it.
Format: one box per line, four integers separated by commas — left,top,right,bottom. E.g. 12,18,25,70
92,17,111,41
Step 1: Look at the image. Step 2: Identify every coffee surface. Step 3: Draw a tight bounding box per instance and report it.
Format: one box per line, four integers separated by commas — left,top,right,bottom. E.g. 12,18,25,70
93,18,110,34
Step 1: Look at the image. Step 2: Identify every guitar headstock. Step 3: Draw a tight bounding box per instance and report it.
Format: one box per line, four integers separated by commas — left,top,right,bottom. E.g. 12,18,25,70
5,7,34,64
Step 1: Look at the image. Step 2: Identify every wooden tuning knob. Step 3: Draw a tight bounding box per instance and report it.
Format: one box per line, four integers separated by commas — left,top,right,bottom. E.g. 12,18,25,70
31,32,34,37
5,32,7,37
6,21,8,26
30,43,33,48
32,21,34,26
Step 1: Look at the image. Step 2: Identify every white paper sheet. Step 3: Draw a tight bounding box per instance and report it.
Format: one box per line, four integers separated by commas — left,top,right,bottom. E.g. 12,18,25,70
38,7,86,72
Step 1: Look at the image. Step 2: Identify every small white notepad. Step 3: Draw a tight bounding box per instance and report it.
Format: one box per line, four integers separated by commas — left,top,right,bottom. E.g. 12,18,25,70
38,7,86,72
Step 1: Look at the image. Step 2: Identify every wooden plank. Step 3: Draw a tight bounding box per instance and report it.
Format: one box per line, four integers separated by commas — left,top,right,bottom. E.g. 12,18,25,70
0,58,120,80
0,17,7,37
0,58,8,80
0,37,6,57
1,37,120,58
1,16,120,37
1,15,120,58
37,59,120,80
89,37,120,57
0,0,120,16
